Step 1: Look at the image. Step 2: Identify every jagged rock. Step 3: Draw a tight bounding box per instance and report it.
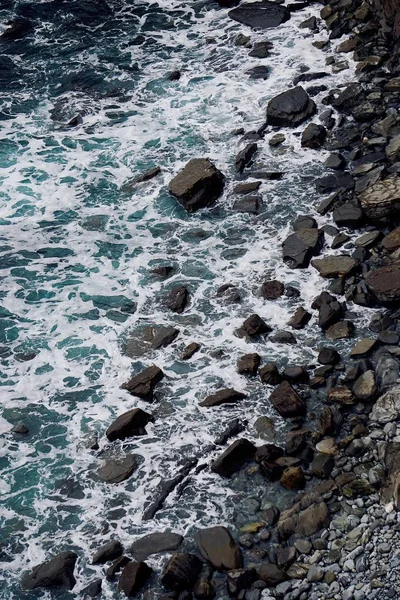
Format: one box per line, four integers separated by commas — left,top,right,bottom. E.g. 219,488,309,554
235,143,258,173
336,37,358,52
151,326,180,349
92,540,123,564
370,385,400,423
118,561,153,596
249,41,273,57
237,353,261,375
359,177,400,220
238,314,272,337
122,365,164,401
269,381,306,418
234,181,262,194
216,283,241,304
246,66,271,80
195,526,242,570
233,195,262,214
211,439,256,477
167,285,189,313
326,320,354,339
386,135,400,163
365,265,400,305
333,203,363,228
194,578,216,600
259,362,282,385
82,579,102,597
168,158,225,213
312,255,358,278
324,153,346,170
181,342,201,360
131,532,183,561
228,1,290,29
151,265,174,278
299,15,318,29
301,123,326,148
293,215,317,231
355,231,381,248
326,386,354,405
287,307,311,329
106,556,131,581
261,280,284,300
21,551,78,591
282,228,324,269
161,553,203,590
200,388,246,407
283,366,308,384
267,86,316,127
97,455,139,484
316,172,354,194
353,370,377,401
226,568,256,595
106,408,153,441
312,454,334,478
318,300,343,330
269,133,286,146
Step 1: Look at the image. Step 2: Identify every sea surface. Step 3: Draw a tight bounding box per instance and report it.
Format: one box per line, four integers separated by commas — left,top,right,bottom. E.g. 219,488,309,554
0,0,362,597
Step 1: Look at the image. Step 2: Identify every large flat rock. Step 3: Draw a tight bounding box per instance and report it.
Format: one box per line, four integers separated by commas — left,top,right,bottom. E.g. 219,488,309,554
122,365,164,401
311,255,358,278
228,1,290,29
359,177,400,220
195,526,242,570
131,532,183,561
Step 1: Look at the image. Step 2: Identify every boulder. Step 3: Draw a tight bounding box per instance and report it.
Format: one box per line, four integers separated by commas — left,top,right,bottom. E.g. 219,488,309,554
235,143,258,173
200,388,246,408
106,557,131,581
181,342,201,360
233,196,262,214
97,455,139,484
249,41,273,58
233,181,262,194
122,365,164,401
257,563,286,586
350,338,376,357
226,568,256,595
167,285,189,313
194,578,216,600
280,466,306,490
237,353,261,375
151,326,180,349
311,255,358,278
333,203,363,228
106,408,153,441
324,153,346,170
282,228,324,269
326,386,354,405
318,347,340,365
311,454,334,479
382,227,400,251
301,123,326,149
92,541,123,564
287,307,311,329
259,362,282,385
365,265,400,305
269,381,306,418
82,579,102,597
292,215,317,231
261,280,284,300
386,135,400,163
271,330,297,344
168,158,225,213
359,177,400,220
161,553,203,590
228,1,290,29
353,370,377,401
316,172,354,194
278,498,330,539
211,439,256,477
195,526,242,570
370,385,400,423
21,551,77,591
326,320,354,339
118,561,153,596
238,314,272,337
131,532,183,561
267,87,316,127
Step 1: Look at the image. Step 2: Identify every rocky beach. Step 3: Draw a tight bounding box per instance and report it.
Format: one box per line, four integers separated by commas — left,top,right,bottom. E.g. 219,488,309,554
1,0,400,598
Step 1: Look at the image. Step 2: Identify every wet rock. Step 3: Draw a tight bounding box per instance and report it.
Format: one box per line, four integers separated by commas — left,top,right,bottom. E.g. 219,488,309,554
216,284,241,304
318,347,340,365
324,153,346,170
21,551,77,591
299,15,318,29
131,533,183,561
350,338,376,357
359,177,400,220
167,285,189,313
285,428,309,455
200,388,246,408
168,158,225,213
301,123,326,149
97,455,139,484
249,41,273,58
282,228,324,268
254,416,275,440
333,203,363,228
355,230,381,248
11,423,29,434
318,407,336,436
382,227,400,251
370,385,400,423
269,381,306,418
126,166,162,188
82,579,102,597
237,353,261,375
228,1,290,29
261,280,284,300
238,314,272,337
161,553,203,590
331,232,350,249
234,181,262,194
106,556,131,581
269,133,286,147
122,366,164,401
292,215,317,231
233,195,262,214
280,466,306,490
278,498,330,539
106,408,153,441
181,342,201,361
246,66,271,80
326,320,354,339
235,143,258,173
92,540,123,564
167,70,181,81
151,265,174,278
194,578,216,600
259,362,282,385
312,255,358,278
276,546,296,570
211,439,256,478
196,526,242,571
365,265,400,305
226,568,256,595
353,370,377,401
267,86,316,127
270,330,297,344
282,366,308,384
287,307,311,329
326,386,354,406
118,561,152,596
151,326,180,350
312,454,334,478
257,563,286,586
316,172,354,194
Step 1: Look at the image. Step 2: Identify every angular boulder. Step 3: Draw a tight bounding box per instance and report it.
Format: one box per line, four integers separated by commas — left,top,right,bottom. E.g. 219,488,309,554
131,532,183,561
211,439,256,477
92,540,123,564
301,123,326,149
167,285,189,313
118,561,153,596
311,255,358,278
161,553,203,590
97,455,139,484
21,551,77,591
370,385,400,423
267,87,316,127
200,388,246,408
168,158,225,213
106,408,153,441
282,228,324,269
228,1,290,29
237,353,261,375
261,280,284,300
122,365,164,401
269,381,306,418
237,313,272,337
365,265,400,305
359,177,400,220
195,526,242,570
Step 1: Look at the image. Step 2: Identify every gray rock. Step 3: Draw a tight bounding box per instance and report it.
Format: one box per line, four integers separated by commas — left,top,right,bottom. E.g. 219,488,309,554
131,532,183,561
229,1,290,29
118,561,153,596
21,551,77,591
267,87,316,127
92,540,123,564
97,455,139,484
196,526,242,570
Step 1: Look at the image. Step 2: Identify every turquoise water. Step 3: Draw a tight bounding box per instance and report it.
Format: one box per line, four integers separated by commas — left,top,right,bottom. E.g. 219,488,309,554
0,0,362,597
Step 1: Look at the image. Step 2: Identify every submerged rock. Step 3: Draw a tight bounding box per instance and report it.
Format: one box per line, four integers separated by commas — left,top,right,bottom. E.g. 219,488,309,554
267,87,316,127
211,439,256,477
21,551,77,591
131,532,183,561
195,526,242,570
228,1,290,29
106,408,153,441
168,158,225,213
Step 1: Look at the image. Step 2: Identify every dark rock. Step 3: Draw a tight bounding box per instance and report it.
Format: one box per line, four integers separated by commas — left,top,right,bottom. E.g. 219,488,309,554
293,215,317,231
167,285,189,313
331,232,350,248
1,18,34,40
168,71,181,81
235,143,258,173
152,326,180,349
92,540,123,564
316,172,354,194
196,526,242,570
228,1,290,29
82,579,102,597
106,408,153,441
261,280,284,300
194,578,216,600
238,314,272,337
293,71,329,85
276,546,296,569
249,42,273,58
131,533,183,561
259,362,282,385
299,15,318,29
318,407,336,436
226,568,256,595
269,381,306,418
168,158,225,213
269,133,286,147
122,366,164,401
181,342,201,360
97,455,139,484
333,203,363,228
233,195,262,214
216,284,241,304
211,439,256,478
285,428,309,455
237,353,261,375
365,265,400,305
267,87,316,127
257,564,285,586
106,556,131,581
324,153,346,170
270,330,297,344
278,497,330,540
152,265,174,278
200,388,246,408
118,561,153,596
353,370,377,401
128,166,162,187
287,307,311,329
312,454,334,478
282,228,324,269
318,300,343,330
21,551,77,591
246,66,271,80
359,177,400,220
161,553,203,590
282,366,309,384
301,123,327,149
318,348,340,365
234,181,262,194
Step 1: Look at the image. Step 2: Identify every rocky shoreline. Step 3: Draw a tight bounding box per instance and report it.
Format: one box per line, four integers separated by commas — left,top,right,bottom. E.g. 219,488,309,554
16,0,400,598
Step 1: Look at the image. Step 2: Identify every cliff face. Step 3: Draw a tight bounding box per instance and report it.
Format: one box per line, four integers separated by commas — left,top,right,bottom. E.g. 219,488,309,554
372,0,400,39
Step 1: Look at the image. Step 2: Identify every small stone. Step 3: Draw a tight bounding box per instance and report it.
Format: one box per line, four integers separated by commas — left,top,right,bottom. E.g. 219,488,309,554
315,437,337,455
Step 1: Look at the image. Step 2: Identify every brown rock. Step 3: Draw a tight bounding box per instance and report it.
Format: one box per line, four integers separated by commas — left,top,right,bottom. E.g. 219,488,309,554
118,561,153,597
211,439,256,478
365,265,400,305
280,466,306,490
326,321,354,340
122,365,164,401
269,381,306,418
200,388,246,408
312,255,358,278
382,227,400,251
237,353,261,375
168,158,225,213
195,526,242,570
106,408,153,441
261,280,285,300
259,362,282,385
238,314,272,337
